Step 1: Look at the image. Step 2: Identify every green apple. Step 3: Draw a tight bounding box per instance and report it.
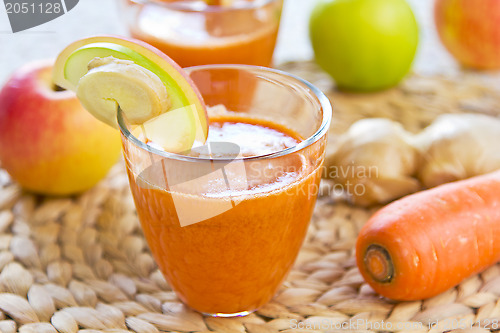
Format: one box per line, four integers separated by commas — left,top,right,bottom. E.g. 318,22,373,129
53,36,208,151
309,0,419,91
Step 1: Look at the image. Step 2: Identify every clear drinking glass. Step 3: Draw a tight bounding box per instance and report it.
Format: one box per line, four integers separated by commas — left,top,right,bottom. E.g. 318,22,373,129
117,0,283,67
118,65,332,316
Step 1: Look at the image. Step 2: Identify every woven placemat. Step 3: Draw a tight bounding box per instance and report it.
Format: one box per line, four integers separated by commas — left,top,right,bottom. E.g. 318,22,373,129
0,62,500,333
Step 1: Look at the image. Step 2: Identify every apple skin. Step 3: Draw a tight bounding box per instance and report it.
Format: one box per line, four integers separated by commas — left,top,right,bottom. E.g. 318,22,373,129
0,60,122,195
309,0,419,91
435,0,500,70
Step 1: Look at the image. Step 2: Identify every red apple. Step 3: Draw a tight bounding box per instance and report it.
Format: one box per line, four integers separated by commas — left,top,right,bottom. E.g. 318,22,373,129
0,60,123,195
435,0,500,70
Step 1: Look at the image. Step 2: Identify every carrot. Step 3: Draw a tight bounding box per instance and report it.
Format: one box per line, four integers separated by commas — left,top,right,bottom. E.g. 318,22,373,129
356,170,500,301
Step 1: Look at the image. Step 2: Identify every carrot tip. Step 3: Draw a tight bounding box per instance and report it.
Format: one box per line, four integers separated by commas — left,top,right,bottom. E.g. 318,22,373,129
364,244,393,283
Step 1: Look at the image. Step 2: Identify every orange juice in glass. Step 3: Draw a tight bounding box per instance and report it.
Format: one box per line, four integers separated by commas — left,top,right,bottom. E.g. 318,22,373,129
118,0,283,67
119,65,331,316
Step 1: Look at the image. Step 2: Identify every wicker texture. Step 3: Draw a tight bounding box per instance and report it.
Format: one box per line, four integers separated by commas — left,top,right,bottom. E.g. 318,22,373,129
0,62,499,333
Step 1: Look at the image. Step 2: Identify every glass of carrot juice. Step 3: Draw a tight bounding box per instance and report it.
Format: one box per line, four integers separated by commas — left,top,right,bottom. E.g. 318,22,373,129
118,0,283,67
118,65,332,317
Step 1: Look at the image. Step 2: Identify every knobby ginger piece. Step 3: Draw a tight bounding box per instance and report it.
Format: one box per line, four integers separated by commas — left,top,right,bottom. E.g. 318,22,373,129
415,113,500,188
77,56,169,128
325,118,420,206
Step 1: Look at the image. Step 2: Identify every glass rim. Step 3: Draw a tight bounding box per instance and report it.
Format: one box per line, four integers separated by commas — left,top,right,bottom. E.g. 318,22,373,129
124,0,280,12
117,64,332,162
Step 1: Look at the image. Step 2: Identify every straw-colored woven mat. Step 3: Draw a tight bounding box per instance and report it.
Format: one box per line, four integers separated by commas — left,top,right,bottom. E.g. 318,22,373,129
0,62,500,333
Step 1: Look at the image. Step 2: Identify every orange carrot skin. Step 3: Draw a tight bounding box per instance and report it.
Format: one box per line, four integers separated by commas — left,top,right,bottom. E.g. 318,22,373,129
356,170,500,301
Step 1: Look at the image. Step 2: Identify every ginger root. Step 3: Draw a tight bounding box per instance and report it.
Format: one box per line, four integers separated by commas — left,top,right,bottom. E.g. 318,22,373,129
325,113,500,206
415,113,500,188
324,118,420,206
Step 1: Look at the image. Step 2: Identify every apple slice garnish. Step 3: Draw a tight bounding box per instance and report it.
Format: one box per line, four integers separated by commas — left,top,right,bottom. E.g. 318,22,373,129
133,105,198,153
52,35,208,152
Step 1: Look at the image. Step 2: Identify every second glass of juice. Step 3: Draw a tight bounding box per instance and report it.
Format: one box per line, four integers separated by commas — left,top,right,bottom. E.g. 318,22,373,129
119,65,331,316
118,0,283,67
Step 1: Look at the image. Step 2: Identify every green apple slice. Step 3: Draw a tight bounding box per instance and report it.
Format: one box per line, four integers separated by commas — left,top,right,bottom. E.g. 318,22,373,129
52,35,208,150
133,105,198,153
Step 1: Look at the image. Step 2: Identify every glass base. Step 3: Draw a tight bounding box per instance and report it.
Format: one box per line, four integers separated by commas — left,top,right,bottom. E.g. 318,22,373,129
202,310,255,318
